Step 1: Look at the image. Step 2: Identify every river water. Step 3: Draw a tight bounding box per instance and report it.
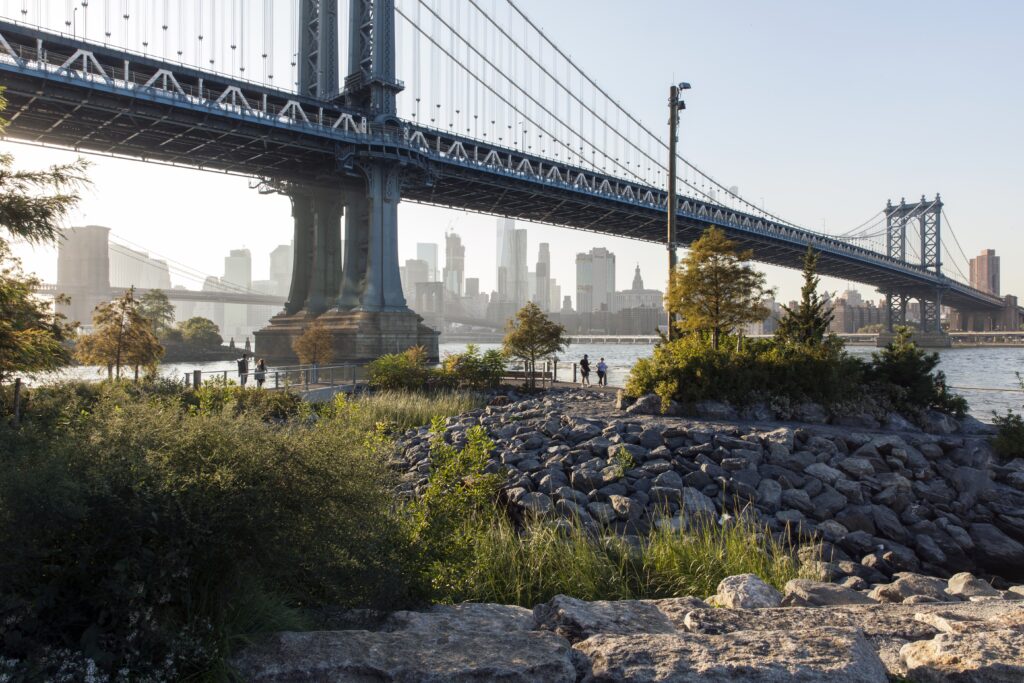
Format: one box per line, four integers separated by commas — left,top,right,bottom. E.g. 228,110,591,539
34,343,1024,420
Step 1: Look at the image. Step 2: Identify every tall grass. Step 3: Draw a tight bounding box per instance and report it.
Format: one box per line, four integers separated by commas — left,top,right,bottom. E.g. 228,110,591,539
334,389,485,432
438,513,808,607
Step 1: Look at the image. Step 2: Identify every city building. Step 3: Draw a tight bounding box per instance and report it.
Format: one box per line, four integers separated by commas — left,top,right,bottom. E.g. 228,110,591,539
969,249,1000,296
269,243,293,297
575,247,616,314
496,217,528,306
222,248,252,342
417,242,439,283
610,264,663,313
829,289,884,334
443,232,465,297
401,258,431,305
535,243,551,311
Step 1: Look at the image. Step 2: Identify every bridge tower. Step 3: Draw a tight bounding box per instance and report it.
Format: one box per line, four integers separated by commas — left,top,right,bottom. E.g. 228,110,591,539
881,194,949,346
256,0,437,363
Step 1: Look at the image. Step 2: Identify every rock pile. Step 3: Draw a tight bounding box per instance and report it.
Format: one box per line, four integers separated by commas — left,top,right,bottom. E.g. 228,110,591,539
233,573,1024,681
393,389,1024,583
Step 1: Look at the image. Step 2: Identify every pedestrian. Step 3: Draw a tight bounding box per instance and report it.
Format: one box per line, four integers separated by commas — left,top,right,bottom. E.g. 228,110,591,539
596,357,608,386
237,353,249,387
580,353,591,386
254,358,267,388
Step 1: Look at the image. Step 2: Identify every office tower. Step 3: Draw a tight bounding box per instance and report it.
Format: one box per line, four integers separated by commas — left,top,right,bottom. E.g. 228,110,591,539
269,243,293,297
222,248,252,342
417,242,439,282
443,232,465,297
969,249,1000,296
535,242,551,311
496,217,529,305
402,258,430,305
465,277,480,297
575,247,616,313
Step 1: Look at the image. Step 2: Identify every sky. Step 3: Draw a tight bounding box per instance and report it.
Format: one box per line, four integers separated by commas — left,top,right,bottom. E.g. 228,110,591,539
6,0,1024,305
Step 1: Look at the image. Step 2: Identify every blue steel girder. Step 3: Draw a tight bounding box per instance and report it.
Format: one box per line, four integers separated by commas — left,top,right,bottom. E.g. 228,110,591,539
0,21,1012,315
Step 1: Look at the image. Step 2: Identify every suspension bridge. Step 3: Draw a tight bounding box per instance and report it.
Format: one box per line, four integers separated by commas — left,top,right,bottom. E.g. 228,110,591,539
0,1,1019,360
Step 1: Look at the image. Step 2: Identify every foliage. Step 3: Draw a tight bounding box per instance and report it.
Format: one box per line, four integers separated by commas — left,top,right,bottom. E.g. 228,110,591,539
75,287,164,380
869,327,967,417
0,381,419,680
292,320,334,366
0,243,75,384
137,289,176,338
667,227,772,350
991,372,1024,463
367,346,433,391
502,301,568,389
440,343,505,389
626,332,865,410
441,513,807,607
177,316,223,348
775,246,835,347
0,90,90,246
609,445,636,478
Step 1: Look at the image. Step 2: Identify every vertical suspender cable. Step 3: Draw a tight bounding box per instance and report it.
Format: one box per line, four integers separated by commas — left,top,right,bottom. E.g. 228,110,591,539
238,0,244,74
289,0,296,87
196,0,202,66
230,0,236,74
161,0,168,57
413,0,421,121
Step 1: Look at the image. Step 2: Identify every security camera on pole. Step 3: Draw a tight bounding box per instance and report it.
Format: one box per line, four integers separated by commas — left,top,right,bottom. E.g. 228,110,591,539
667,82,690,341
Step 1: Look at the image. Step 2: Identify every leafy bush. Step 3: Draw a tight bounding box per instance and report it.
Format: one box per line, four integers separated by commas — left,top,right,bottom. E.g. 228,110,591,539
367,346,432,391
868,327,967,417
440,344,505,389
0,382,417,680
992,372,1024,462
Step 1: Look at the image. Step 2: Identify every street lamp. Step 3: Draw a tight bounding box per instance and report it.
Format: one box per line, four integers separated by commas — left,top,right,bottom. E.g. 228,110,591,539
666,82,690,341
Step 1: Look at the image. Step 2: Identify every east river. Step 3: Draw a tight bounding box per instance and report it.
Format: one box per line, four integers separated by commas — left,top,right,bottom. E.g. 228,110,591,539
36,343,1024,421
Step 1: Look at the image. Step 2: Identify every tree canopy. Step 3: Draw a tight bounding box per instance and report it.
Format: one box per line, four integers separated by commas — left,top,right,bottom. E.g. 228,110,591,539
502,301,568,389
775,246,835,347
292,321,334,365
76,287,164,380
177,317,223,348
667,227,771,349
137,289,176,339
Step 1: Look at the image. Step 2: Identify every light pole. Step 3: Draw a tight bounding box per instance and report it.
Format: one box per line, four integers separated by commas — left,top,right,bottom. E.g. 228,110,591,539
667,82,690,341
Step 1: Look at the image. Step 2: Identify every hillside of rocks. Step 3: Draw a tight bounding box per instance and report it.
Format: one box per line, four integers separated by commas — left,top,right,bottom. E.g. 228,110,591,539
233,573,1024,681
393,389,1024,583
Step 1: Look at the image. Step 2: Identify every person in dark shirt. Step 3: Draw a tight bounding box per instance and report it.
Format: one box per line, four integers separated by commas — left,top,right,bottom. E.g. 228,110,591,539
237,354,249,387
580,354,591,386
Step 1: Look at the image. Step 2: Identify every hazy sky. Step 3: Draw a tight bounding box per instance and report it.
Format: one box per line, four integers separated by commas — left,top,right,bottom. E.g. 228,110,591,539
6,0,1023,304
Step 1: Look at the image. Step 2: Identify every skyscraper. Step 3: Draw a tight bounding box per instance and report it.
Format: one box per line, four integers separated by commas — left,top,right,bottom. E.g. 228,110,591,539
495,217,528,305
402,259,430,305
269,243,293,297
417,243,439,282
576,247,616,313
969,249,1000,296
443,232,465,297
535,242,551,311
223,248,252,342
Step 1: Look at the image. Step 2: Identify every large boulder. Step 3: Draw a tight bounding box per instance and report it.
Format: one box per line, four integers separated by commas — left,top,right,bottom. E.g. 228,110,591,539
574,628,888,682
901,630,1024,683
233,629,577,682
781,579,876,607
708,574,783,609
532,594,700,643
970,523,1024,580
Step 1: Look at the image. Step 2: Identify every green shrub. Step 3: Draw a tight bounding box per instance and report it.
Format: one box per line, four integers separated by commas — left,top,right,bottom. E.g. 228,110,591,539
992,372,1024,462
869,327,967,417
0,383,417,680
440,344,505,389
367,346,432,391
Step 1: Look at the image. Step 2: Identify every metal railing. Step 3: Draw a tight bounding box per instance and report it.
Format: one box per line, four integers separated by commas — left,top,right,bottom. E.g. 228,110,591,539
184,363,361,391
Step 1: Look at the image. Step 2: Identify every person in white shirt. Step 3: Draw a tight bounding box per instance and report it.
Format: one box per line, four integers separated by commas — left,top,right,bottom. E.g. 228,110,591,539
596,358,608,386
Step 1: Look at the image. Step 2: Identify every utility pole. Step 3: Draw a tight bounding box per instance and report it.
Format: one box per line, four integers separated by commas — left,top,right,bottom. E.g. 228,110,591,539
667,82,690,341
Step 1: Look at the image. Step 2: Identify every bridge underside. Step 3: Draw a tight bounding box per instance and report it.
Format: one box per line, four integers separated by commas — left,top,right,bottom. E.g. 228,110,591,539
0,24,1014,319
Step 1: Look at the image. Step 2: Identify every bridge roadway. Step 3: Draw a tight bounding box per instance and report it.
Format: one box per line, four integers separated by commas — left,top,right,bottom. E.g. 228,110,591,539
35,283,286,307
1,22,1018,317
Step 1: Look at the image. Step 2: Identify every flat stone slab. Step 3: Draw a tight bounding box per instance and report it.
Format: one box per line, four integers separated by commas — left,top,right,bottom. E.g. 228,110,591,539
574,628,888,682
901,629,1024,682
232,629,576,682
382,603,534,634
533,595,677,642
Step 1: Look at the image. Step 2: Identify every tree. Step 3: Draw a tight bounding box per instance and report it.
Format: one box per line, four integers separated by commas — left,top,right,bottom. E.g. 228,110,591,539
775,246,835,347
292,321,334,366
502,302,568,389
177,317,222,348
0,91,89,384
137,289,175,339
0,243,75,383
667,227,771,350
76,287,163,380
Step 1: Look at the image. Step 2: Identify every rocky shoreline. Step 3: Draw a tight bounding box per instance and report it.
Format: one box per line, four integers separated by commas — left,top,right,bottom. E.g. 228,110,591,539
393,389,1024,584
234,573,1024,681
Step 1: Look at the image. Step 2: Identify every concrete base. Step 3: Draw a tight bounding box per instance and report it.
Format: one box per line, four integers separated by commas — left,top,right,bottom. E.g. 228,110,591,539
876,330,952,349
254,309,439,364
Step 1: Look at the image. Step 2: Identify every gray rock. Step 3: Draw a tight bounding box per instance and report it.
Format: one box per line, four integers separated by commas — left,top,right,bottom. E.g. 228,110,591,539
901,630,1024,682
781,579,877,607
781,487,814,514
970,523,1024,580
638,428,663,449
694,400,738,421
233,629,576,682
838,457,874,479
588,501,618,525
653,470,684,490
681,487,717,519
805,462,843,486
608,494,640,521
921,410,959,435
709,574,783,609
872,505,909,544
532,594,675,643
574,628,888,682
811,487,848,520
625,393,661,415
382,603,534,634
867,573,952,604
519,492,554,517
793,402,829,424
614,390,636,411
945,572,1001,599
757,479,782,512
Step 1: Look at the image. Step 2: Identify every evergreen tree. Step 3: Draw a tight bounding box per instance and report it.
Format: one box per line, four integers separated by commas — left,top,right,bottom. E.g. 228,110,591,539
76,287,164,380
137,289,176,339
775,246,835,346
502,302,568,389
667,227,771,350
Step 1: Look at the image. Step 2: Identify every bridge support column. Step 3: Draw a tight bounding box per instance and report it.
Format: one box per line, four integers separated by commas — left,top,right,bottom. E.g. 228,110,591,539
283,194,315,315
359,161,406,311
303,191,344,315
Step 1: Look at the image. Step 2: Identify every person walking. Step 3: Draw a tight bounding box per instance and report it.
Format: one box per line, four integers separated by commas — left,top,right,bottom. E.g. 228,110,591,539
580,354,591,386
596,357,608,386
237,353,249,387
254,358,267,388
